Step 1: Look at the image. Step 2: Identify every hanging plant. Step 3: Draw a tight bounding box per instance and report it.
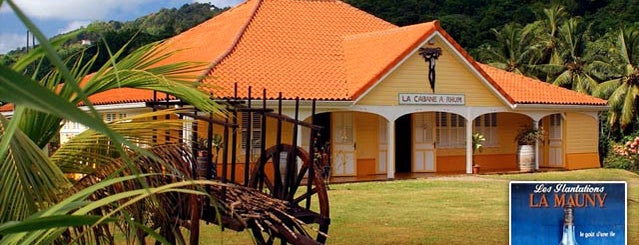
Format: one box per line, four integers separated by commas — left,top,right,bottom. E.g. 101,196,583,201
515,125,544,145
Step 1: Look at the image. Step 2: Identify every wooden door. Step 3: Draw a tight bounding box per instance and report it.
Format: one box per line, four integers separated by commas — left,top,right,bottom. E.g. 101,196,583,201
548,114,563,167
332,112,356,176
378,118,388,173
413,113,436,172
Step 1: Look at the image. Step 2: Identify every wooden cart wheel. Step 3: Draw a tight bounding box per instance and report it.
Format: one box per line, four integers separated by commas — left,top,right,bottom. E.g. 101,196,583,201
249,144,330,244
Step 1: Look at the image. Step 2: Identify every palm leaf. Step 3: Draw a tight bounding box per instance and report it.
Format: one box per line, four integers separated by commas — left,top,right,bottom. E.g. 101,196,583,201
0,172,219,245
51,110,192,174
0,215,116,235
607,83,628,112
594,79,622,99
552,69,573,87
576,73,599,95
0,114,71,223
0,2,225,244
620,85,638,128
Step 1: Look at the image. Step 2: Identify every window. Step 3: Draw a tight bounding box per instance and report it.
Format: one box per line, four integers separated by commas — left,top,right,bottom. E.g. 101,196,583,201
104,112,127,123
436,112,465,148
241,112,262,151
62,120,82,130
549,114,561,139
474,113,498,146
105,113,117,122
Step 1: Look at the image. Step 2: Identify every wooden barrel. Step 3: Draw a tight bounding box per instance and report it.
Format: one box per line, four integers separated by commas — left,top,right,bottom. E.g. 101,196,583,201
517,145,535,172
196,154,210,180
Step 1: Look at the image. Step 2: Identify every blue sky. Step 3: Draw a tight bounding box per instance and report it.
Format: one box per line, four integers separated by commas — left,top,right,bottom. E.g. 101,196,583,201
0,0,244,54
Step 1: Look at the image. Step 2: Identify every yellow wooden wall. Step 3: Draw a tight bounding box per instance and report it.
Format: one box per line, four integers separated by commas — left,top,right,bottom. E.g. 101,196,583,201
565,113,598,153
195,115,298,183
147,113,182,145
436,112,530,172
564,112,600,169
354,112,379,176
416,112,601,172
357,37,503,107
197,116,297,156
436,112,530,156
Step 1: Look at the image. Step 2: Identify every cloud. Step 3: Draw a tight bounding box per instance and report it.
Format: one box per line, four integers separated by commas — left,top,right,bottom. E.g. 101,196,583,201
7,0,154,20
58,20,91,35
0,33,26,54
199,0,244,8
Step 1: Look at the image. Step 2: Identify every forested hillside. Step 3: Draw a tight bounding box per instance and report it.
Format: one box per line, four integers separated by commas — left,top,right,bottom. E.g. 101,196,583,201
346,0,639,51
0,2,226,79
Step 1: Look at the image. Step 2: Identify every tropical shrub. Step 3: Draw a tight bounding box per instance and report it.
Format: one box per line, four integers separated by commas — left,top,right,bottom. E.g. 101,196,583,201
606,136,639,171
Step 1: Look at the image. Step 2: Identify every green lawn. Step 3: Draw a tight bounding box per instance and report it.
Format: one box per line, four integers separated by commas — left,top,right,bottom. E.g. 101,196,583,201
191,168,638,244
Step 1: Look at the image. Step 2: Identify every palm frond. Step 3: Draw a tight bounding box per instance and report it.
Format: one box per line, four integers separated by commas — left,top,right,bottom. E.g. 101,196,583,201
0,115,70,223
552,70,573,87
62,143,213,244
606,82,628,111
588,60,617,81
0,173,218,245
594,79,622,100
620,85,638,128
576,73,600,95
51,110,193,175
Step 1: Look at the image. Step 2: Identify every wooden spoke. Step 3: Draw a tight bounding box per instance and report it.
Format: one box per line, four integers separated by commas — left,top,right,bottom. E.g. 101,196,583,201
249,144,330,244
293,188,318,205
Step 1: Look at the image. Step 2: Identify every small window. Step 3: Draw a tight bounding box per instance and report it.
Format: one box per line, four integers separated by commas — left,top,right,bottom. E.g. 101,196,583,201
241,112,262,150
105,113,117,122
549,114,562,139
474,113,498,146
436,112,465,148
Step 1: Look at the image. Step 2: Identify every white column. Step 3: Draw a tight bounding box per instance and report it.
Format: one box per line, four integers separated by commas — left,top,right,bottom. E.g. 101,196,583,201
182,116,194,144
466,118,473,174
296,125,303,147
533,120,539,171
386,120,395,179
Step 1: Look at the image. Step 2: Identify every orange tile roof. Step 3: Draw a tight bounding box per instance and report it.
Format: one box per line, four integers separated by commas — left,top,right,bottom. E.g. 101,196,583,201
153,0,262,68
0,88,169,112
0,0,608,112
200,0,397,100
344,22,437,99
478,64,607,106
0,104,12,112
0,77,171,112
77,74,172,106
85,88,172,106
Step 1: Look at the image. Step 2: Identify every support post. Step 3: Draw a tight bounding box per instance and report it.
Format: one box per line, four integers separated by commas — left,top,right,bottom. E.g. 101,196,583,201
534,119,540,171
386,120,395,179
466,118,473,174
244,86,252,186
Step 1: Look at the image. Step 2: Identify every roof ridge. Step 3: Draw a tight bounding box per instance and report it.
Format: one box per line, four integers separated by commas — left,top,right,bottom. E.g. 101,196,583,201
343,22,433,40
478,63,607,105
430,23,517,104
344,21,437,100
196,0,264,83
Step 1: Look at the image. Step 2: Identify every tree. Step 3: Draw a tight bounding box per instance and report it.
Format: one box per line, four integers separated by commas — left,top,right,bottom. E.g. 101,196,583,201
593,24,639,129
539,17,599,95
521,5,569,67
474,22,540,76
